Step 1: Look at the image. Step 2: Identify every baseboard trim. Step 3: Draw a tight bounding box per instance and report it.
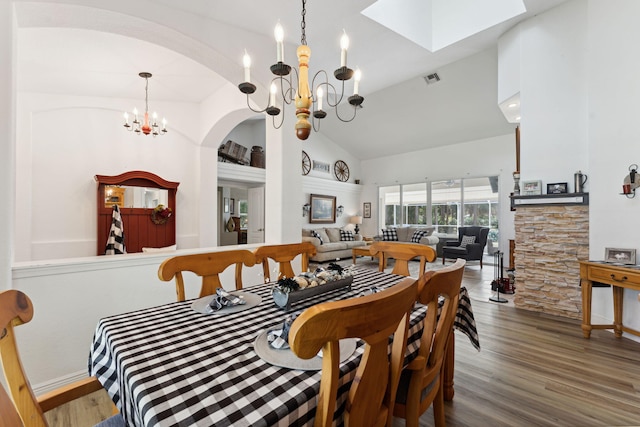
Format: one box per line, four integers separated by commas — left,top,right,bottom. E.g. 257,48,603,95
33,370,88,396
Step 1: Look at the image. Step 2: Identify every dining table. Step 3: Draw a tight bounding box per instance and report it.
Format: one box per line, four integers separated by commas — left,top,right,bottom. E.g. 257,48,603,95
89,266,480,427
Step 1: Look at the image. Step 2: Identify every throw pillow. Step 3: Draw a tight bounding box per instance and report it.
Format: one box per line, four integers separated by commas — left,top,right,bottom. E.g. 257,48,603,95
311,230,324,245
460,235,476,248
325,228,342,242
340,230,355,241
411,230,428,243
382,228,398,241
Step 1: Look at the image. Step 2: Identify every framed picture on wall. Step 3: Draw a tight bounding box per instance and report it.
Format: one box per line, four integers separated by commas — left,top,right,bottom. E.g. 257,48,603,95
309,194,336,224
230,198,235,214
224,197,229,213
363,202,372,219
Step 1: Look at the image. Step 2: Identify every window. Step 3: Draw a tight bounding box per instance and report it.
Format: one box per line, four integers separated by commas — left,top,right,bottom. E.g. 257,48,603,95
239,199,248,229
379,176,499,242
432,179,461,234
402,183,427,225
379,185,401,227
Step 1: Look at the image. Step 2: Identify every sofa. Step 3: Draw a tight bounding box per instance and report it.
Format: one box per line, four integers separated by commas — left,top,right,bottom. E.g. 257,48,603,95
302,227,367,262
373,226,440,253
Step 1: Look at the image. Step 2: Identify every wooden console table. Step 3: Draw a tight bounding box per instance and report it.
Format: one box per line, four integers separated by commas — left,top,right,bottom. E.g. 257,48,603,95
580,261,640,338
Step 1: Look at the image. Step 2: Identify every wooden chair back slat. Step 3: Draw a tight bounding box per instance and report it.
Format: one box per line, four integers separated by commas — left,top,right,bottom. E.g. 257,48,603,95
370,242,437,277
158,250,256,301
253,242,317,282
289,277,419,427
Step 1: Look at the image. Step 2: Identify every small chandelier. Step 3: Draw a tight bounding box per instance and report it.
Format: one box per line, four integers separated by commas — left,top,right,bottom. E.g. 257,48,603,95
123,72,167,137
238,0,364,140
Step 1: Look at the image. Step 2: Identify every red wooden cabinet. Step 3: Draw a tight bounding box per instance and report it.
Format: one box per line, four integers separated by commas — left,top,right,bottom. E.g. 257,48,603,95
95,171,179,255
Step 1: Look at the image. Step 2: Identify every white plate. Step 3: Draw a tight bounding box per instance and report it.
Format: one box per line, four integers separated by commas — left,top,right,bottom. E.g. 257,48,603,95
191,291,262,315
253,330,357,371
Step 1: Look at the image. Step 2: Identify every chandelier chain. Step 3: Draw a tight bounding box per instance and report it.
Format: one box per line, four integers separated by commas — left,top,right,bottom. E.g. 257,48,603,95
300,0,307,46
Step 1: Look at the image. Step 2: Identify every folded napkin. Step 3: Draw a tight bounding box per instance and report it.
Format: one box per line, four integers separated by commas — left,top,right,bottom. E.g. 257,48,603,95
267,313,298,349
208,288,246,312
358,286,380,297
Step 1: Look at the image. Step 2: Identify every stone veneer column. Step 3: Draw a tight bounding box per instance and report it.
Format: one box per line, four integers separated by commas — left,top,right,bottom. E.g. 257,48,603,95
513,205,589,319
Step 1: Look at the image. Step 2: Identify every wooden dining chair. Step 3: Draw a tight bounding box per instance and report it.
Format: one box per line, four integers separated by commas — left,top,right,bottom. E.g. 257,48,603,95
370,242,437,277
393,258,466,427
0,290,124,427
289,277,419,427
253,242,316,282
157,249,256,301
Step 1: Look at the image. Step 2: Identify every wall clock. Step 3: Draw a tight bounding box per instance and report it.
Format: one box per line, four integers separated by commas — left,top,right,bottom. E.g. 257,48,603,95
302,150,311,175
334,160,350,182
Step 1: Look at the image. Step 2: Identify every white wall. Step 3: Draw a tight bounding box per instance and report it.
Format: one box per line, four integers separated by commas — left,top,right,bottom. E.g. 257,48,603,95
499,0,640,341
586,0,640,336
15,93,202,261
516,0,589,187
360,134,516,254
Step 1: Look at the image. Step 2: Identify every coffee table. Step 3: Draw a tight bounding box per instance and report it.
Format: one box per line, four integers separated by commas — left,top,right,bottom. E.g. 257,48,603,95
352,245,386,268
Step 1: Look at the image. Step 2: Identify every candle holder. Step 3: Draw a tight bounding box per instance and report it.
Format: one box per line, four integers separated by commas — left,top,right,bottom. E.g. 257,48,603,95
513,172,521,195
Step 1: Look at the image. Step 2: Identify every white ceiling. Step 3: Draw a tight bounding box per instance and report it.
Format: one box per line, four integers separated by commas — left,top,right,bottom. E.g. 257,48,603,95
15,0,569,160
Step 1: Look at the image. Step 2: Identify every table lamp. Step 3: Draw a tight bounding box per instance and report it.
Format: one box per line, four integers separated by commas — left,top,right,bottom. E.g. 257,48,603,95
350,215,363,234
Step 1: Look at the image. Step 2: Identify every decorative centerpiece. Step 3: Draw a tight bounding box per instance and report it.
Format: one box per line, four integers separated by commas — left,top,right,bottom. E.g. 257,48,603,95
151,204,172,225
272,263,354,310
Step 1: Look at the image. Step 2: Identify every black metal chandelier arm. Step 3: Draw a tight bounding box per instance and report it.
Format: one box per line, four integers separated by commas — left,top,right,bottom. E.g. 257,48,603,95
334,102,361,123
310,71,346,109
325,80,346,108
277,74,296,105
244,93,270,114
310,69,329,94
271,110,285,129
311,113,322,132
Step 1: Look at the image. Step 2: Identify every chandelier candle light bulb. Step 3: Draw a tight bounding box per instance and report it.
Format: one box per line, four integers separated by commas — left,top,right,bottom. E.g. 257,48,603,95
340,30,349,67
317,87,323,111
353,69,361,95
243,50,251,82
275,22,284,62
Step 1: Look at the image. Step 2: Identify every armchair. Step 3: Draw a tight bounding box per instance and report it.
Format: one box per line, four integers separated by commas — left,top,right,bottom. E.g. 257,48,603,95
441,226,489,268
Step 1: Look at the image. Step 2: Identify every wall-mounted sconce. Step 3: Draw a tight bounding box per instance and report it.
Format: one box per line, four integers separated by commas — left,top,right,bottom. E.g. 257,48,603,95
337,205,344,217
622,164,640,198
303,203,311,217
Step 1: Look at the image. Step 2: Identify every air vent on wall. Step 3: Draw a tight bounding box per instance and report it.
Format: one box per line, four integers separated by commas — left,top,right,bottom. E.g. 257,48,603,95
423,72,440,85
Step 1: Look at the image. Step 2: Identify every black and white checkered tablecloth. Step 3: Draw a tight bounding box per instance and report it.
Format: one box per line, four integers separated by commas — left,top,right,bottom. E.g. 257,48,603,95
89,267,479,427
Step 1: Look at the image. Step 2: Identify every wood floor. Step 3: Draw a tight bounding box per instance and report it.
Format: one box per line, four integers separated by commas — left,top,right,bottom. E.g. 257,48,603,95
392,263,640,427
45,260,640,426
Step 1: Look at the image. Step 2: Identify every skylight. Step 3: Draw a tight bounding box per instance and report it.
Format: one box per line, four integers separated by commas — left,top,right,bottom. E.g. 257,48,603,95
361,0,526,52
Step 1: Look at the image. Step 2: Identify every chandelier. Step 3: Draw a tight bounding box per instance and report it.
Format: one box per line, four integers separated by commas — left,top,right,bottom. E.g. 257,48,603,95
238,0,364,140
123,72,167,136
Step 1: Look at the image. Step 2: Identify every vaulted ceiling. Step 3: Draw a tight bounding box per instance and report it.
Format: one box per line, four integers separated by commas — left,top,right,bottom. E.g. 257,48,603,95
15,0,569,159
